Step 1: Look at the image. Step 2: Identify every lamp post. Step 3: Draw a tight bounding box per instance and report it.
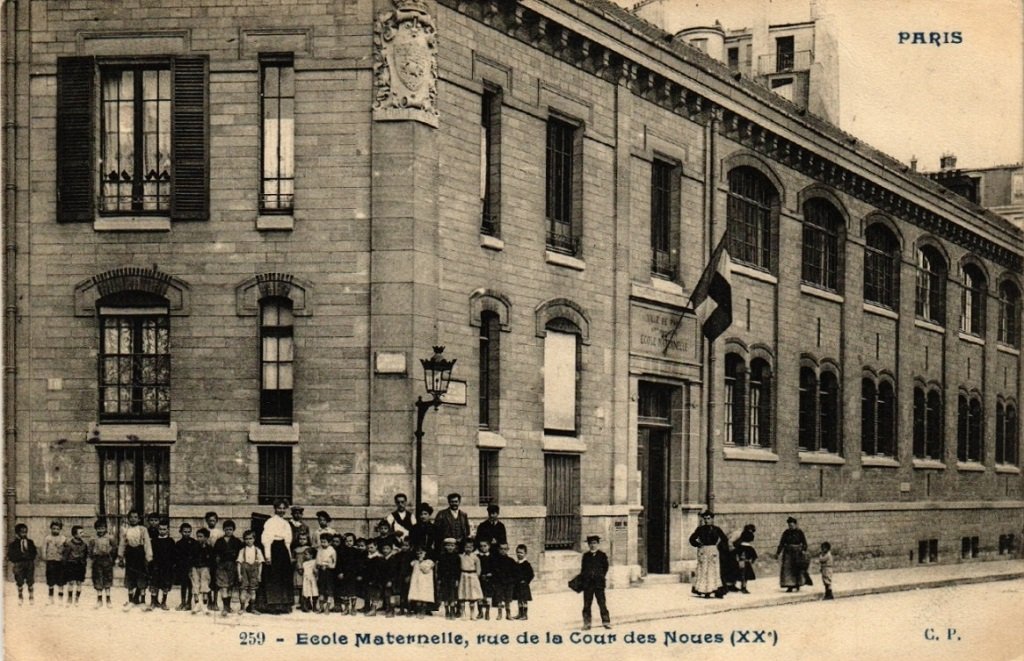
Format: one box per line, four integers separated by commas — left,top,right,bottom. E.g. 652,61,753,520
414,346,456,509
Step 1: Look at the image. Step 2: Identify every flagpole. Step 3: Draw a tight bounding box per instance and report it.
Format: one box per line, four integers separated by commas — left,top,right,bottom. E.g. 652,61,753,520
705,108,721,514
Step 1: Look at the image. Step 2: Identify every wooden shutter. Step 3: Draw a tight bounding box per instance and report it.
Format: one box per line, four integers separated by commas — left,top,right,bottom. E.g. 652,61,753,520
56,57,95,222
171,56,209,221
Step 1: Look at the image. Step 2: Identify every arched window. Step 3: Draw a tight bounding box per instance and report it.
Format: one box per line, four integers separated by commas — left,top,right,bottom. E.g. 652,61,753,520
798,367,817,451
960,264,986,336
801,198,843,292
798,364,840,453
916,246,947,324
864,224,899,308
998,280,1021,347
98,291,171,422
818,371,840,453
957,392,983,463
877,380,896,457
748,358,772,448
479,310,501,429
727,167,777,271
913,384,944,460
724,353,745,445
996,400,1019,466
260,297,294,422
861,378,876,454
544,318,581,436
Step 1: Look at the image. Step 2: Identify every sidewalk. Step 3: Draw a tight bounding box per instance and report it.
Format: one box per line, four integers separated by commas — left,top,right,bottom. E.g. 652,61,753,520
526,559,1024,629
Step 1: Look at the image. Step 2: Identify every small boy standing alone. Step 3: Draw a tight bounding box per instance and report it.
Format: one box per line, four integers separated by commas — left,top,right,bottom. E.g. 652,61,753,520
818,542,834,600
236,530,265,614
118,510,152,609
147,520,177,611
7,523,37,605
315,533,337,614
43,520,67,605
61,526,89,606
175,523,200,610
213,520,243,616
88,519,116,608
190,528,215,614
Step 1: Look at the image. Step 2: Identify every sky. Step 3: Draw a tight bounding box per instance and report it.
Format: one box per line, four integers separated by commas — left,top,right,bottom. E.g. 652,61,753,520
617,0,1024,171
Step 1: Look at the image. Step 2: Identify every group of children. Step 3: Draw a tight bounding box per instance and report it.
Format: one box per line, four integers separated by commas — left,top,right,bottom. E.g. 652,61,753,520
7,509,537,620
292,526,534,620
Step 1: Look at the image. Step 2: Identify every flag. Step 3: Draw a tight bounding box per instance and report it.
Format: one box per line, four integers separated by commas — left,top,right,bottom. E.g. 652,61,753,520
688,234,733,341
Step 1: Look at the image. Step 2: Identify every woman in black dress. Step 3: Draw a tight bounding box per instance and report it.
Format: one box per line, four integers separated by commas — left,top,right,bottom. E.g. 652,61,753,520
261,499,294,613
775,516,809,592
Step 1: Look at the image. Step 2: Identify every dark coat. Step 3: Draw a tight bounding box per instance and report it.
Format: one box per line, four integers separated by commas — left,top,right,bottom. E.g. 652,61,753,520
475,520,508,548
434,509,471,544
580,550,609,590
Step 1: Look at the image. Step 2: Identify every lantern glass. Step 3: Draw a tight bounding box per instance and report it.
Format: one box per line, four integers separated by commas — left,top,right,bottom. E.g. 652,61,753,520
421,346,456,398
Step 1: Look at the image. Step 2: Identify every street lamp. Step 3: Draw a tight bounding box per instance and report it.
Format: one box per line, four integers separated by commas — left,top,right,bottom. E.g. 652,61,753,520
414,346,456,508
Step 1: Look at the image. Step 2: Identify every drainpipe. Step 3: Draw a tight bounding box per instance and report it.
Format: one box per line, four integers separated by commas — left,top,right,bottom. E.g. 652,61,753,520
3,0,21,536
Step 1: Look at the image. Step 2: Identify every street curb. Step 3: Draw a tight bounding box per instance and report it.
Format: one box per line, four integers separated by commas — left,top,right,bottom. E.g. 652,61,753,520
607,571,1024,626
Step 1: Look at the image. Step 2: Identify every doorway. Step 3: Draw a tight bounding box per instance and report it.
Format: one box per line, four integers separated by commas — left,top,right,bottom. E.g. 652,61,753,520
637,381,676,574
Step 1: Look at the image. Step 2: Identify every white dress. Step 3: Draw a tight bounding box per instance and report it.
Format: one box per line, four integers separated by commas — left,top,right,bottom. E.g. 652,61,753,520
407,559,435,603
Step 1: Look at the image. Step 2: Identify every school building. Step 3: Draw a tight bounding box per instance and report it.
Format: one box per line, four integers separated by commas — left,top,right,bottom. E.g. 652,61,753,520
4,0,1022,590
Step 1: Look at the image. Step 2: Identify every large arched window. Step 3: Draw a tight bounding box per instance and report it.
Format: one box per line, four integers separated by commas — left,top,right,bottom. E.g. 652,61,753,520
861,376,896,457
913,384,944,460
801,198,843,292
479,310,501,430
996,400,1019,466
957,391,983,463
916,245,947,324
98,290,171,422
864,223,900,308
998,280,1021,347
960,263,987,336
727,167,778,271
723,352,773,448
799,363,840,453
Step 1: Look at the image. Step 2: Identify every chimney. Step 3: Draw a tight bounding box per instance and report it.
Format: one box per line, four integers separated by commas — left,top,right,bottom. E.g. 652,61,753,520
939,153,957,171
909,156,917,172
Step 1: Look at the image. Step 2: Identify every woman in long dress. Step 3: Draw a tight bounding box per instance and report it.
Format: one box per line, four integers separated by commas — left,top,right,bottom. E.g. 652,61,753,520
261,499,294,613
688,511,728,598
775,516,809,592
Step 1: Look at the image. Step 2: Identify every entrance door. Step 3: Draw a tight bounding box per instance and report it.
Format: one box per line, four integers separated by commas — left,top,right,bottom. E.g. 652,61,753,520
638,426,671,573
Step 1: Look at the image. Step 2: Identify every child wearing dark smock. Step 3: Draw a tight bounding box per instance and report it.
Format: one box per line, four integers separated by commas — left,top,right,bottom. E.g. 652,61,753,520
489,542,517,620
88,519,115,608
61,526,88,606
213,521,243,616
436,538,461,619
174,523,199,610
512,544,534,620
476,539,494,620
118,510,152,609
8,523,38,605
147,521,177,611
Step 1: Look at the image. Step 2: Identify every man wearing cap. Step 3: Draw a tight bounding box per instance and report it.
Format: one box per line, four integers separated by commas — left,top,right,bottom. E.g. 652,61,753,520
289,506,310,550
434,493,472,547
579,535,610,630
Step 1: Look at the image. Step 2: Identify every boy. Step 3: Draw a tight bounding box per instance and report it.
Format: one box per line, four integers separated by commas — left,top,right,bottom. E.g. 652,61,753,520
204,511,223,607
363,538,383,616
43,520,67,605
118,509,152,609
436,537,460,619
579,534,610,630
349,538,369,615
61,525,88,606
475,505,508,549
146,519,176,611
512,544,534,620
88,519,116,608
314,533,337,613
145,512,162,541
213,520,243,616
190,528,215,614
175,523,200,610
336,532,359,614
818,541,835,600
237,530,265,614
396,537,415,615
315,511,337,540
380,539,403,617
477,539,494,620
330,534,345,612
374,519,397,553
7,523,37,605
490,542,517,621
289,506,311,550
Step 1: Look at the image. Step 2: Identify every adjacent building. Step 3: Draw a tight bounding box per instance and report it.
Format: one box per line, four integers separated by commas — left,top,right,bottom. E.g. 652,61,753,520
4,0,1022,590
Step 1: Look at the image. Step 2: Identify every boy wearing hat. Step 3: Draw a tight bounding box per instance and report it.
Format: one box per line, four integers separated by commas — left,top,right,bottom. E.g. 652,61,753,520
579,535,610,630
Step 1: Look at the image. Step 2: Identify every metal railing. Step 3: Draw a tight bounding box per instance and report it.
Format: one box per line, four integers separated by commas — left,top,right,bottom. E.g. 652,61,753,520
757,50,813,75
546,228,580,256
651,248,677,279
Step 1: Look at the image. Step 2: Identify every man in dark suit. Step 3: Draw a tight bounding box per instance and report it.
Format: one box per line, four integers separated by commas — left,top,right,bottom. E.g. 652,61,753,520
579,534,610,630
433,493,471,546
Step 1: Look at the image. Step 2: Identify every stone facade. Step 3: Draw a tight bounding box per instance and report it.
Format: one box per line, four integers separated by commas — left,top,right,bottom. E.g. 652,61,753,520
4,0,1023,590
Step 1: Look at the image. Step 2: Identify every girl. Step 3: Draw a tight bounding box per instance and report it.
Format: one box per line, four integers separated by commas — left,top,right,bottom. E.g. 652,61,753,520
292,530,311,610
457,538,483,620
734,524,758,594
407,546,435,617
300,547,319,612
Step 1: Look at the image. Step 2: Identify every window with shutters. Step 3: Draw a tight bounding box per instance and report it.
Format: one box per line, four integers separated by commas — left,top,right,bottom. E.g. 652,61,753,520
56,56,209,223
260,298,294,423
258,446,293,505
543,453,580,550
98,292,170,423
260,54,295,213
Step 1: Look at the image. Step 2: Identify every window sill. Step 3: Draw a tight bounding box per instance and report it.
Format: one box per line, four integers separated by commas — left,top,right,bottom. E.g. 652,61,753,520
542,434,586,453
996,344,1021,356
861,455,900,468
957,332,985,346
256,214,294,231
248,422,299,443
912,458,946,470
94,216,171,232
914,319,946,335
731,262,777,285
800,283,844,304
480,234,504,251
477,430,507,448
956,461,985,472
89,421,177,444
995,464,1021,474
723,445,779,462
545,251,585,271
863,303,899,320
798,451,845,465
650,276,684,296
